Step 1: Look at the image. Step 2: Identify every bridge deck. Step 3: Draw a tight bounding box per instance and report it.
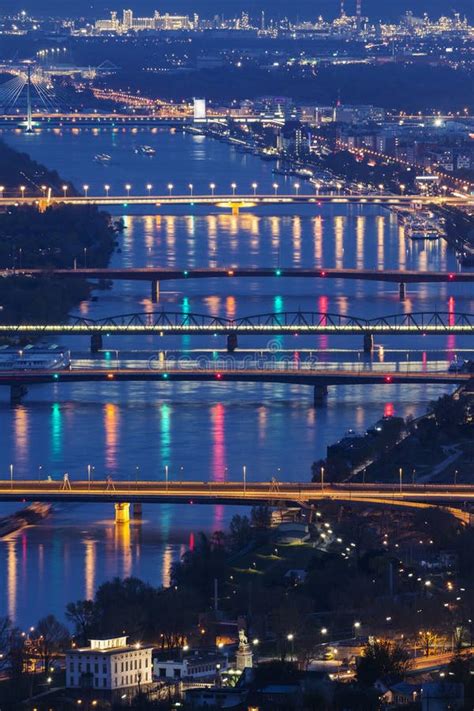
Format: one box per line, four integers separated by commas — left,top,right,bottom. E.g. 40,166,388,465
0,368,469,386
9,267,474,285
0,481,472,508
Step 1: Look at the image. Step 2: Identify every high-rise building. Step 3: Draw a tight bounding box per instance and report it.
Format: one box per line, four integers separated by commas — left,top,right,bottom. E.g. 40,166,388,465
122,9,133,30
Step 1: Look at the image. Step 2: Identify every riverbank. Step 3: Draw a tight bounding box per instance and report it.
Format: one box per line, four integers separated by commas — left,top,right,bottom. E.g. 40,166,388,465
313,386,474,486
0,139,119,326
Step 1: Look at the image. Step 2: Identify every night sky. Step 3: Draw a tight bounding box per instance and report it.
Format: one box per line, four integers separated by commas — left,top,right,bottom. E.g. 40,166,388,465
3,0,473,20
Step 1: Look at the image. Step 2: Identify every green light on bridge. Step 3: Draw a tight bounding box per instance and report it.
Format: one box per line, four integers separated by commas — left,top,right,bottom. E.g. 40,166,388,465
53,373,59,380
275,269,282,276
162,373,169,379
183,270,189,277
105,351,111,359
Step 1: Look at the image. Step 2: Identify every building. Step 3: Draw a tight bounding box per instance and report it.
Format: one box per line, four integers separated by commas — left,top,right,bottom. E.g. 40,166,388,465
66,636,153,699
122,9,133,30
153,650,228,681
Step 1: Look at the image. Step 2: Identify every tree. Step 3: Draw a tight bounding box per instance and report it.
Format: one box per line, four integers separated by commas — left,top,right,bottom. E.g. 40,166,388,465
229,514,252,550
356,640,411,686
417,630,441,657
32,615,70,673
66,599,97,644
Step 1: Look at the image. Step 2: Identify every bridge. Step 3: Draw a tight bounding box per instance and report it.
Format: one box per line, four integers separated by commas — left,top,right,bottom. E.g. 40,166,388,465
0,193,470,213
2,311,473,354
3,366,469,404
11,267,474,303
0,480,473,524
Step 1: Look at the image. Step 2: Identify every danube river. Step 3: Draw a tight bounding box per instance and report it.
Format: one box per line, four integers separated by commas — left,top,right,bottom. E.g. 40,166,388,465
0,127,472,627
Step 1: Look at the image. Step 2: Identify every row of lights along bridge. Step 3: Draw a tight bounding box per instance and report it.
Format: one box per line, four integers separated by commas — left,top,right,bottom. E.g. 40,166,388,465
0,181,412,198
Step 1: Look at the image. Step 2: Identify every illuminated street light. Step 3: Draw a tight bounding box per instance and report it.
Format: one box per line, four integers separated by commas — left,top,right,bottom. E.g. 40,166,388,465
83,184,89,198
104,184,110,197
146,183,153,196
273,182,279,195
62,185,68,197
252,182,258,196
125,183,132,197
20,185,26,198
294,182,300,196
399,183,406,195
231,182,237,196
188,183,194,196
0,186,4,198
210,182,216,196
168,183,174,196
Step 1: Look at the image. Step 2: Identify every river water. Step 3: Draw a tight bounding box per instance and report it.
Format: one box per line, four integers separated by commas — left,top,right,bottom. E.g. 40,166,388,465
0,126,472,627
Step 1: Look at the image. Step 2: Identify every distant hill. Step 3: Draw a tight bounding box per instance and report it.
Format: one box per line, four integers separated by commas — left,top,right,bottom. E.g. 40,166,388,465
4,0,473,21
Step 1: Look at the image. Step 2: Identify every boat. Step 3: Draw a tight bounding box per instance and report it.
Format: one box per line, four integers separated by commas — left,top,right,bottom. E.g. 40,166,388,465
94,153,112,163
134,145,156,156
405,218,441,240
0,350,71,371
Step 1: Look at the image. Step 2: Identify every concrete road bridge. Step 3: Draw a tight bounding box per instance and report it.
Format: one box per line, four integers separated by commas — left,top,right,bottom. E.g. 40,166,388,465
9,267,474,303
0,480,472,524
3,366,470,404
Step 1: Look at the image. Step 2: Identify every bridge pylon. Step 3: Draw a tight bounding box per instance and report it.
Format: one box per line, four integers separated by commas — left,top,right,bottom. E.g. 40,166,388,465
151,280,160,304
90,334,103,353
115,502,130,523
399,282,406,301
10,384,28,404
363,333,374,353
313,384,328,407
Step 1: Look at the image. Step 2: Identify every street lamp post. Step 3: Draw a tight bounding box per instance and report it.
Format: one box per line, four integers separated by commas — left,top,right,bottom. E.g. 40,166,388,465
83,184,89,198
188,183,194,196
62,185,68,198
273,182,279,195
320,466,324,492
125,184,132,198
20,185,26,198
287,633,295,662
165,465,169,490
243,465,247,494
294,182,300,196
0,186,4,199
104,184,110,197
146,183,153,197
252,182,258,196
210,182,216,196
10,464,13,489
231,182,237,196
399,467,403,493
168,183,174,196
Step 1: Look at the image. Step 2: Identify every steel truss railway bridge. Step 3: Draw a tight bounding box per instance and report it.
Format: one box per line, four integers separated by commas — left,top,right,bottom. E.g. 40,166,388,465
0,480,473,524
2,310,473,353
10,267,474,303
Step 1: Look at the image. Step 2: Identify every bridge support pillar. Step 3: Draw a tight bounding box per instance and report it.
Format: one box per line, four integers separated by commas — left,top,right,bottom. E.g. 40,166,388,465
151,280,160,304
363,333,374,354
399,282,406,301
313,385,328,407
90,334,103,354
227,333,238,353
133,503,142,519
231,203,240,216
10,384,28,404
115,502,130,524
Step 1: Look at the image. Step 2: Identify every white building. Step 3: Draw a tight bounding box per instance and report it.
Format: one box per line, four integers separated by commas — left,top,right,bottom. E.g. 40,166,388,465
153,651,228,681
66,636,153,697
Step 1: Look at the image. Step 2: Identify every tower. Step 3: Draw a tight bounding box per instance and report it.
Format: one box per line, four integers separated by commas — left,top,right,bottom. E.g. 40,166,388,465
356,0,362,27
340,0,345,17
25,64,33,133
